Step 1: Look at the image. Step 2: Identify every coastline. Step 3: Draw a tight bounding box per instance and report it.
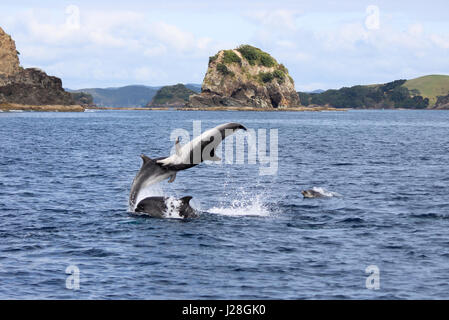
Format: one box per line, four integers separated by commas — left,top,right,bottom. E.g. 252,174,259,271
2,103,446,113
90,106,347,112
0,103,85,112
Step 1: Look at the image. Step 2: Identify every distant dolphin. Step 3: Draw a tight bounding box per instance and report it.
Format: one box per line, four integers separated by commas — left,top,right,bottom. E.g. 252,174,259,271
134,196,197,219
301,189,326,198
301,187,340,198
129,122,246,209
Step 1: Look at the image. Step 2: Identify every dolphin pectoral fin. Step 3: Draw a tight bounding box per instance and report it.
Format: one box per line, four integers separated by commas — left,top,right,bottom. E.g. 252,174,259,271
168,172,177,183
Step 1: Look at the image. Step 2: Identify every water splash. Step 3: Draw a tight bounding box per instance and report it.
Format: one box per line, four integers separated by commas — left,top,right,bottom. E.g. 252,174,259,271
162,197,184,219
208,188,271,217
131,184,164,211
309,187,341,197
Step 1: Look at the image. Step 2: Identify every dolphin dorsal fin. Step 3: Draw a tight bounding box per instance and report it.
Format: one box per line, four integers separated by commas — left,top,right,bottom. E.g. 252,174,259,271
175,138,182,157
140,154,152,165
180,196,192,204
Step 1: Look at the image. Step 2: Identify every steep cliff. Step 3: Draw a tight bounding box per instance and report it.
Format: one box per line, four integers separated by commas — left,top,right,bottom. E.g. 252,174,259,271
0,27,75,106
0,27,21,76
187,45,300,108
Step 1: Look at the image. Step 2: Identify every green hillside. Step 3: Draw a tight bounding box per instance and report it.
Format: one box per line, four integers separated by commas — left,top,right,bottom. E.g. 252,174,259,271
403,75,449,106
298,75,449,109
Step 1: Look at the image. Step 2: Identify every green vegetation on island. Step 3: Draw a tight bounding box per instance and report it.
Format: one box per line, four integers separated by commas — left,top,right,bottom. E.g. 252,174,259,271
237,45,277,67
403,75,449,106
299,75,449,109
147,83,197,107
70,92,95,107
222,50,242,65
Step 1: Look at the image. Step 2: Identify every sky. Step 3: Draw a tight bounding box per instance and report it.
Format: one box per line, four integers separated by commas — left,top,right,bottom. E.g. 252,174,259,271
1,0,449,91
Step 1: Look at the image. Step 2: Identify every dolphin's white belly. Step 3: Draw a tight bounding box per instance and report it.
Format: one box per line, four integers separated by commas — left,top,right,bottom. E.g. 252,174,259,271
142,171,173,188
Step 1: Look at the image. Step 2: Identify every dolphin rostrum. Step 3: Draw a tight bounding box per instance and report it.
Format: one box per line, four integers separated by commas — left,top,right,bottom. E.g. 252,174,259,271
129,122,246,209
134,196,197,219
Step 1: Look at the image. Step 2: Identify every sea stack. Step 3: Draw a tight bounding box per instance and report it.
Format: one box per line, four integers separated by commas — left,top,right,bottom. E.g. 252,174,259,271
187,45,300,108
0,26,75,106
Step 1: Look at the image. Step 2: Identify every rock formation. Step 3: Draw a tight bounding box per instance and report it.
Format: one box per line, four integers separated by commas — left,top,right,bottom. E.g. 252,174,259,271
0,27,75,106
434,94,449,109
0,27,20,76
187,45,300,108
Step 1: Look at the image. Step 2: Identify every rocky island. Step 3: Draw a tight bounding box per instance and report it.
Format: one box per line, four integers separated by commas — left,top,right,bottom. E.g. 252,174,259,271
187,45,302,109
0,26,83,111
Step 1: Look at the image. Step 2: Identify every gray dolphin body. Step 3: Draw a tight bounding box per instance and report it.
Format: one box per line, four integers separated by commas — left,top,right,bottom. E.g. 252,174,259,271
134,196,197,219
129,122,246,209
301,189,326,198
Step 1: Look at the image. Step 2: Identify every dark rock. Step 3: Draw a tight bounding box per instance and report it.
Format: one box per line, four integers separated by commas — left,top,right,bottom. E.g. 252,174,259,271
0,68,75,105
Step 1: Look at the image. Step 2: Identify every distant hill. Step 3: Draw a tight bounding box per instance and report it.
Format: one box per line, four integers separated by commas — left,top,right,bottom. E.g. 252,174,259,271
147,84,197,107
403,75,449,106
307,89,325,94
298,75,449,109
69,84,201,107
68,85,159,107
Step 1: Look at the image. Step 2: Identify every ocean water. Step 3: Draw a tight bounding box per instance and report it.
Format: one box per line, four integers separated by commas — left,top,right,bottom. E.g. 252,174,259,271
1,109,449,299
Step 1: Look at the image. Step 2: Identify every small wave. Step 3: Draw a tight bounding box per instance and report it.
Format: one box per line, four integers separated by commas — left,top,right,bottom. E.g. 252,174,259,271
208,194,270,217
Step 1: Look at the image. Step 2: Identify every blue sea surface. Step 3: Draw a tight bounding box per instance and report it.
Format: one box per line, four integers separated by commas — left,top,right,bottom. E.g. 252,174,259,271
1,109,449,299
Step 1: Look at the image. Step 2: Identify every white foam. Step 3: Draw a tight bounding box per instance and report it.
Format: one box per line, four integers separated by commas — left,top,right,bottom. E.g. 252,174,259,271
208,192,270,217
162,197,184,219
310,187,341,197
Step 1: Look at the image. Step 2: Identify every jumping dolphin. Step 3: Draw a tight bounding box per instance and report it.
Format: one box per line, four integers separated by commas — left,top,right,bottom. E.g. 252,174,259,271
129,122,246,209
134,196,197,219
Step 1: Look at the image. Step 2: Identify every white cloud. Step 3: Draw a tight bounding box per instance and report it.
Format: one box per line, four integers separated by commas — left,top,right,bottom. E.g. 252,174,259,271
408,23,423,37
144,44,167,57
2,2,449,90
134,67,166,82
431,34,449,49
247,9,300,31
